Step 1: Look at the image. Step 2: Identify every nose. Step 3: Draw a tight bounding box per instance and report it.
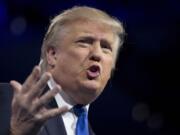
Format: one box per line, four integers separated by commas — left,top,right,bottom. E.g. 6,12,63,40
89,41,102,62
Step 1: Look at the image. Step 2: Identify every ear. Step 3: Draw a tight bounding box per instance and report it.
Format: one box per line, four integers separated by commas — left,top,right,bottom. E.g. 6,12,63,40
46,46,58,68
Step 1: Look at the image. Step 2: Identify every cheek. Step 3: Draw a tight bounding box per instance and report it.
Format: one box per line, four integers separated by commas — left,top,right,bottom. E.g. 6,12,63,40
56,50,87,75
102,59,113,81
56,55,75,75
52,54,77,87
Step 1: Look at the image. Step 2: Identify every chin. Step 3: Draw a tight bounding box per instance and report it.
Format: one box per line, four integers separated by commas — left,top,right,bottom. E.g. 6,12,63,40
80,81,104,99
81,80,103,93
72,79,106,104
75,93,100,105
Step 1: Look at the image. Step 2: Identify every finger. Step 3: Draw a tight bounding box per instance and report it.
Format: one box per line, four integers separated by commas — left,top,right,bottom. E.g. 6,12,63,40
10,80,22,93
22,66,41,93
40,106,68,121
34,85,61,111
10,81,23,108
27,72,51,100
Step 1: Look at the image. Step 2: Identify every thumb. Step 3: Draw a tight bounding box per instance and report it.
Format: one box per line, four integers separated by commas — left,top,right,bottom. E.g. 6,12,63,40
10,80,22,93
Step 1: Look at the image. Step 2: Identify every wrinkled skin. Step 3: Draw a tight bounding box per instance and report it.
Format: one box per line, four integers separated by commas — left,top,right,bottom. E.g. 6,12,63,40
10,67,68,135
48,20,118,105
10,20,119,135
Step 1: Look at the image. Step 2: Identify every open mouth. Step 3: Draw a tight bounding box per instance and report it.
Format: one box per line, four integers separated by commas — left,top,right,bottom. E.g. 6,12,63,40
87,65,100,80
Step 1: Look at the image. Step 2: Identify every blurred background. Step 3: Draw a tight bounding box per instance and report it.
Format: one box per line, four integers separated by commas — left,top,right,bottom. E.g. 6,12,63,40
0,0,180,135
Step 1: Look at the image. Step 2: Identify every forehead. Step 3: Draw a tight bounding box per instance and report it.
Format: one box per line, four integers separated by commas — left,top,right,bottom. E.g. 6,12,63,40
62,20,117,43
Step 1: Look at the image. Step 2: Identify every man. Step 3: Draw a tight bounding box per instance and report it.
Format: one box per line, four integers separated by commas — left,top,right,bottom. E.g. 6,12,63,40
1,6,125,135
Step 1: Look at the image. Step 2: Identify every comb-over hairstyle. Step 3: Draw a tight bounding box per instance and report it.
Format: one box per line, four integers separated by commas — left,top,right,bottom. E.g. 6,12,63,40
40,6,125,71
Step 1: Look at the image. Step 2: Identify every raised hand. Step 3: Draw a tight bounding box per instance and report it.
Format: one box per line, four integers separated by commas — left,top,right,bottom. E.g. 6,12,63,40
10,66,68,135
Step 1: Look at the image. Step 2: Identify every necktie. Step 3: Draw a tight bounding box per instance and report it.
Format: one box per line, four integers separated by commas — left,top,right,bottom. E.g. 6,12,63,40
73,105,89,135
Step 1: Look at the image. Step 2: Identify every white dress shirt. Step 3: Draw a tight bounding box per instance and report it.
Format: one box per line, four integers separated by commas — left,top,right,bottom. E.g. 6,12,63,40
47,78,89,135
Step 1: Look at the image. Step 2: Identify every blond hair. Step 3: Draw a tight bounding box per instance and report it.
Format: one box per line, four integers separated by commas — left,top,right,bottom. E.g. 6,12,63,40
40,6,125,71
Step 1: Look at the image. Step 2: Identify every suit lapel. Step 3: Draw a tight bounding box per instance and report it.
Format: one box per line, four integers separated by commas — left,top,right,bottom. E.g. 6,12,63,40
44,115,67,135
0,83,95,135
88,122,96,135
39,86,67,135
39,85,95,135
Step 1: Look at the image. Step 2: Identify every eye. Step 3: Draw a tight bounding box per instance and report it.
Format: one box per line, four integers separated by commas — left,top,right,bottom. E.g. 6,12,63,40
101,40,112,53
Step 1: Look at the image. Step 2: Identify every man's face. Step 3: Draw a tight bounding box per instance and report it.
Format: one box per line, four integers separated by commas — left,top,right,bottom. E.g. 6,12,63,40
48,20,119,105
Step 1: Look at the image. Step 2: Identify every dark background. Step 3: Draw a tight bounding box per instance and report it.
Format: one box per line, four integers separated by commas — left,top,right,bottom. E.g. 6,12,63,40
0,0,180,135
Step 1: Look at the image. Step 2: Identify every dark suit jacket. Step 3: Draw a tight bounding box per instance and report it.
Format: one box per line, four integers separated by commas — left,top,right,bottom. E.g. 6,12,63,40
0,83,95,135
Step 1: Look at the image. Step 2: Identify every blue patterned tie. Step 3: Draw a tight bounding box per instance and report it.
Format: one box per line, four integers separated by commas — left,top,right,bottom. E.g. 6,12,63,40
73,105,89,135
